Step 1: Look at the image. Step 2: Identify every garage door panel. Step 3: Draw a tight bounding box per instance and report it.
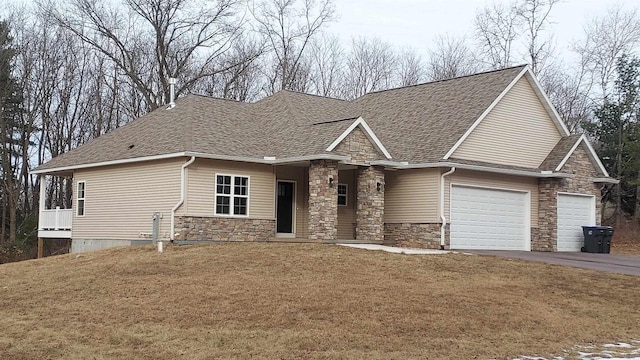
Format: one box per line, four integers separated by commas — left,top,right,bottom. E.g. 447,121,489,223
557,194,594,252
450,185,529,250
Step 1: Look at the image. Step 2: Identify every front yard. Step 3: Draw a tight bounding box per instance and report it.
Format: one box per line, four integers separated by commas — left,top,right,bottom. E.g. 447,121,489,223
0,243,638,359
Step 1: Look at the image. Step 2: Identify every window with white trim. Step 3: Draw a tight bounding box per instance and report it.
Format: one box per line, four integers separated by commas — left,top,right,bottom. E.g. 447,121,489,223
215,175,249,216
337,183,348,206
76,181,86,216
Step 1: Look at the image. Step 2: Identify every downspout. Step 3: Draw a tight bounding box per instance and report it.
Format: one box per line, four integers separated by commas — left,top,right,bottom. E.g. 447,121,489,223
440,167,456,249
171,156,196,241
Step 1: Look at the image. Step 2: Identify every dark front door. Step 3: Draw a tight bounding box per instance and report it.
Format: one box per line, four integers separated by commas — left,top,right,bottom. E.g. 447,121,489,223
277,181,295,234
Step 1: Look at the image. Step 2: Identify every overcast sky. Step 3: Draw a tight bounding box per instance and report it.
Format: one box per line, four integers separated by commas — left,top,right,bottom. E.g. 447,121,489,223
4,0,638,65
328,0,638,63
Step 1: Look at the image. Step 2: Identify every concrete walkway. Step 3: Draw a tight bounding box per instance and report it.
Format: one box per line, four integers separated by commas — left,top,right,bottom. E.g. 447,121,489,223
467,250,640,276
338,244,450,255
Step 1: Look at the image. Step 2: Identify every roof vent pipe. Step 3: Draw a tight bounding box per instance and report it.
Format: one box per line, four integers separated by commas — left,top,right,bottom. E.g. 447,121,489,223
167,77,177,109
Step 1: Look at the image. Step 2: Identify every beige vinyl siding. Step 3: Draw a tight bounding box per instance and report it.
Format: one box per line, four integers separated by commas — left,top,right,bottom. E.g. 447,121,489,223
452,76,562,168
185,159,275,219
275,166,308,238
444,169,539,227
72,158,183,241
337,170,356,239
384,169,440,223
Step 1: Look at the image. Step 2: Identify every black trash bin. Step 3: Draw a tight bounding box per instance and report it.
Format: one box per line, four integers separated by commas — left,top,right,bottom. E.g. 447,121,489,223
582,226,607,253
601,227,614,254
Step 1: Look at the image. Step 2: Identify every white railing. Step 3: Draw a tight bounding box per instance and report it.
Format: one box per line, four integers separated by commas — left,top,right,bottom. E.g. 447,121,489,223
39,207,73,230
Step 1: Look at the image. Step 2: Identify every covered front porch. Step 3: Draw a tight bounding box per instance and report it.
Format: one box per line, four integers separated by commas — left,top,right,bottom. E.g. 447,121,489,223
273,159,385,243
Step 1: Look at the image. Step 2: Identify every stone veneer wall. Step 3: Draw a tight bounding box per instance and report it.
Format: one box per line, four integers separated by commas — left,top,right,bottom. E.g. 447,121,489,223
356,166,385,242
384,223,441,249
175,216,275,241
333,126,384,163
536,145,602,251
308,160,339,241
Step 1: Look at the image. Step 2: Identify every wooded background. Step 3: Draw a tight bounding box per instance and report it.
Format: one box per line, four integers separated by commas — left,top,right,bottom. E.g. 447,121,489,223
1,0,639,262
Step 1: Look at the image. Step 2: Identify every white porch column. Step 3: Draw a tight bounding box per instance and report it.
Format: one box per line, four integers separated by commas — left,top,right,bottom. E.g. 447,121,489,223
38,174,46,230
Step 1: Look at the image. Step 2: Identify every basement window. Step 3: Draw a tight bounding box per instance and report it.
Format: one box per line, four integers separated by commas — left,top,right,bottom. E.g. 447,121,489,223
215,174,249,216
76,181,86,216
337,183,348,206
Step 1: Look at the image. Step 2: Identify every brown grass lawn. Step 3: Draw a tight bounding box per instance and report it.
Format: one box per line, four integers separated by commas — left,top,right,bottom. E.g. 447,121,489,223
612,241,640,255
0,244,639,360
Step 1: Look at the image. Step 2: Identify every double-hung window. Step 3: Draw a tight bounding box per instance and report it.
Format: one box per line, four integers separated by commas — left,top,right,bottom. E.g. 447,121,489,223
337,183,348,206
76,181,86,216
215,175,249,216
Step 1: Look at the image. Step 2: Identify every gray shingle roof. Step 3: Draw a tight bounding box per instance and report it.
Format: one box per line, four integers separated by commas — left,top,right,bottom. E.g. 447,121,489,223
36,66,528,172
539,134,583,171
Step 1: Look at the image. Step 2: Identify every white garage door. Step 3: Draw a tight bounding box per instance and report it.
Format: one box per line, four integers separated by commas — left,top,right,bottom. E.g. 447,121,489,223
450,185,529,250
557,194,595,252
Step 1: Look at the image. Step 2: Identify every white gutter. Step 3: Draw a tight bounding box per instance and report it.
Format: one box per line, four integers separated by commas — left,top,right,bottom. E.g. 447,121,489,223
593,177,619,184
170,156,196,241
440,167,456,248
32,152,351,175
370,160,575,179
30,152,189,175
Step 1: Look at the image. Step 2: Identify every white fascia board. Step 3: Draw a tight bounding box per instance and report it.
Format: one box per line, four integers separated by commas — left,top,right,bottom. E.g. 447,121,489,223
443,66,529,160
30,152,189,175
31,151,353,175
554,135,610,177
369,160,407,167
593,177,619,184
186,152,350,164
379,160,574,178
272,154,350,164
325,116,392,159
524,69,571,136
37,230,72,238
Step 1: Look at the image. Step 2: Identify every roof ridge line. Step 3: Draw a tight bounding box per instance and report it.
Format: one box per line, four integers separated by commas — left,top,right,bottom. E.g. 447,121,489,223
280,89,349,102
360,65,528,97
311,116,360,125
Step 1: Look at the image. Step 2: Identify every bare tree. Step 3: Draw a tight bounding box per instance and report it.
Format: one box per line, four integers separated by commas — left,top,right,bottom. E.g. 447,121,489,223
190,36,264,101
343,37,396,99
542,64,594,133
252,0,335,94
307,34,343,97
474,2,521,69
427,34,479,81
517,0,559,75
396,47,426,86
49,0,256,111
573,4,640,98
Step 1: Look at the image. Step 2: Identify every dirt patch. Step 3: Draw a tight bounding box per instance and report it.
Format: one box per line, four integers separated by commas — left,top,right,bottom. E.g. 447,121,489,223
0,243,639,359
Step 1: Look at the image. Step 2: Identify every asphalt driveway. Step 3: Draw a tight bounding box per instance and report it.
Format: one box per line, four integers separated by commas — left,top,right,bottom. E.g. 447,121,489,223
466,251,640,276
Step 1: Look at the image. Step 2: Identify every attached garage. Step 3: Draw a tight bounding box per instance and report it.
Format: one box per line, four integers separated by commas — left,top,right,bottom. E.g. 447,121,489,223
450,185,530,250
557,193,595,252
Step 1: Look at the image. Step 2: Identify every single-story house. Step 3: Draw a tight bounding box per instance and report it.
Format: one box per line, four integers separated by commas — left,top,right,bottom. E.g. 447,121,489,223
33,65,616,253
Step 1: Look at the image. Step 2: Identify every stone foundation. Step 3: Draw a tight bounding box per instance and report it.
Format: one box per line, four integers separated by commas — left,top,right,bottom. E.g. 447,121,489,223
356,166,385,242
384,223,441,249
308,160,339,241
529,227,550,251
175,216,275,241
